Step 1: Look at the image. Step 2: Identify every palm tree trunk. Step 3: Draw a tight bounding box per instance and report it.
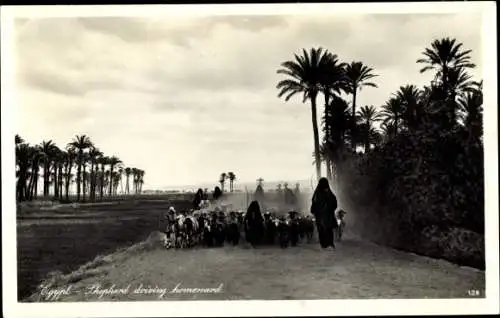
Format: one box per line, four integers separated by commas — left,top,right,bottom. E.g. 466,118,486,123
17,171,27,202
82,167,87,202
27,167,35,200
125,175,130,194
310,92,321,181
119,176,123,194
58,164,63,199
34,167,39,200
88,162,93,201
351,87,358,150
65,163,72,202
24,171,31,200
43,162,49,197
54,164,59,199
100,165,105,200
326,159,333,184
76,154,82,201
108,167,114,197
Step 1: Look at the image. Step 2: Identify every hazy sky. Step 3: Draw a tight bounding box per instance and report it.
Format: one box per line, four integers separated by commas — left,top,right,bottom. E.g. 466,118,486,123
13,11,483,189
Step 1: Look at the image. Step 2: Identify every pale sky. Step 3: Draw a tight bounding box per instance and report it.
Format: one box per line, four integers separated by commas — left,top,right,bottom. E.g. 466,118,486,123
13,12,483,189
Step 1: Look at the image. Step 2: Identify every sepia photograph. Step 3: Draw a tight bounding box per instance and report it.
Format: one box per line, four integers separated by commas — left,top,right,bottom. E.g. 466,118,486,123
1,2,498,317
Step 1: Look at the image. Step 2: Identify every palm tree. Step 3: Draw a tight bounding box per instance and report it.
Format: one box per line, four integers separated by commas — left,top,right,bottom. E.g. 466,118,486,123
125,167,132,194
112,171,121,195
219,172,227,192
417,37,475,88
277,47,332,181
344,61,379,149
68,135,92,201
50,145,62,200
380,122,398,142
137,170,145,194
394,85,422,132
381,97,404,136
131,168,139,194
81,152,90,202
118,167,124,194
108,156,122,197
40,140,57,197
357,105,383,153
63,148,77,201
98,156,110,200
88,146,102,201
458,87,483,142
320,53,348,111
15,134,25,146
27,145,43,200
256,178,264,188
16,143,33,201
227,172,236,192
322,94,352,159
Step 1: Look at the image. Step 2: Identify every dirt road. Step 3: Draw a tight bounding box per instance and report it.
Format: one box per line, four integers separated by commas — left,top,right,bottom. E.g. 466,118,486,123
28,236,485,301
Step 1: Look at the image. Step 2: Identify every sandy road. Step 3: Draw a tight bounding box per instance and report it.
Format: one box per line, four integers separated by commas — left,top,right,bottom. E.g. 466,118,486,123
30,236,485,301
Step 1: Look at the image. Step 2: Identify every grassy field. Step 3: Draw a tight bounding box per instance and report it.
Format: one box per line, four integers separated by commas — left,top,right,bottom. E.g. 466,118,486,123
17,198,193,300
18,197,485,301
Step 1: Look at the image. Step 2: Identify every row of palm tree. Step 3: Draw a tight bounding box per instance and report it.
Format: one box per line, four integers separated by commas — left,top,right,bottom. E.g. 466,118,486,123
277,37,483,184
219,172,237,192
15,134,146,202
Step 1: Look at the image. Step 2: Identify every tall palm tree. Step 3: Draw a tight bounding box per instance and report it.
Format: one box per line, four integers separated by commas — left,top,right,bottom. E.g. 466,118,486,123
417,37,475,88
344,61,379,149
219,172,227,192
227,172,236,192
16,143,33,201
320,53,348,111
137,170,145,194
40,140,57,197
63,148,77,201
50,145,62,200
118,167,124,194
131,168,139,194
81,152,90,202
357,105,383,153
381,97,404,136
88,147,102,201
108,156,122,197
68,135,92,201
27,145,43,200
125,167,132,194
98,156,110,200
277,47,333,181
112,171,121,195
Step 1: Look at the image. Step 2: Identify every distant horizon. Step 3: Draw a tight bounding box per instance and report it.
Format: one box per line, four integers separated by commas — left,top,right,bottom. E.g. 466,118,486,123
143,178,316,192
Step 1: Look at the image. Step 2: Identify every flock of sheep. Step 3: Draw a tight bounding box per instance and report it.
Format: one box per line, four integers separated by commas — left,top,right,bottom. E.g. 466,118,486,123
157,200,346,249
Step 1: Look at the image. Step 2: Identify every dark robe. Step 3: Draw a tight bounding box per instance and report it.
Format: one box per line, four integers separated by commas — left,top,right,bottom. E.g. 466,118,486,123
310,178,338,248
244,201,265,246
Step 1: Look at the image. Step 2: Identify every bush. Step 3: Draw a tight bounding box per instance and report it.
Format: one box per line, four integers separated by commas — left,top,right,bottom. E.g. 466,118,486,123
339,127,485,269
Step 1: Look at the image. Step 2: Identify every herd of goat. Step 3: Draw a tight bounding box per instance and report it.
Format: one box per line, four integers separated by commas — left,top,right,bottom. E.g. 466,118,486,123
158,200,346,249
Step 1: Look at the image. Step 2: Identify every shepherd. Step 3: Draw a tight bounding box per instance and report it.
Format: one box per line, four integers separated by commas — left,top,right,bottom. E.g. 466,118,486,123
193,188,204,209
310,178,338,250
244,200,265,247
